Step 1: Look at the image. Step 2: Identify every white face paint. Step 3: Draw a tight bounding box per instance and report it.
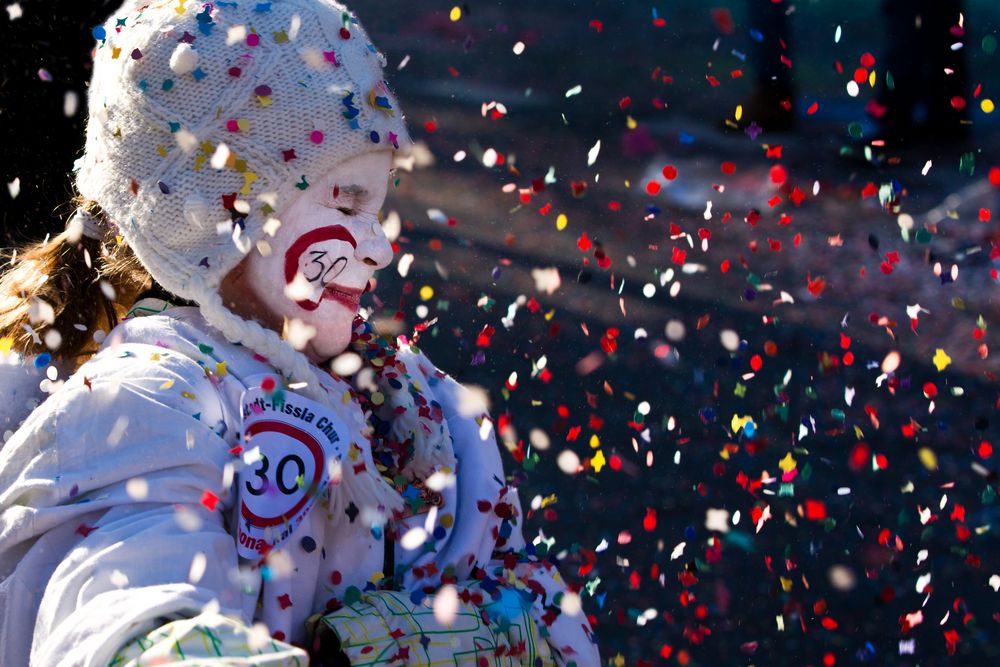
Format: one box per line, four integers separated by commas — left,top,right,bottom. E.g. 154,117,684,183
221,150,394,363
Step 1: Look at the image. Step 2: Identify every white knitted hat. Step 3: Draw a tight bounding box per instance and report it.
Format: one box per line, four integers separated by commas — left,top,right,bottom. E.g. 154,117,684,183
75,0,409,400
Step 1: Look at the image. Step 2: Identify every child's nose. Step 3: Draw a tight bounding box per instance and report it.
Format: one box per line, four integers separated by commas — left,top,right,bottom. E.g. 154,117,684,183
355,234,393,269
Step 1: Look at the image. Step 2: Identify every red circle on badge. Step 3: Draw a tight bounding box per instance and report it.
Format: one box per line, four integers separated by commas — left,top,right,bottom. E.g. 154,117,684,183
240,420,324,527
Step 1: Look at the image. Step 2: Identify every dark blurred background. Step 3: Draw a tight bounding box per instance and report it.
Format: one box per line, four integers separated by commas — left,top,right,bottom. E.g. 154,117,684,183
3,1,1000,665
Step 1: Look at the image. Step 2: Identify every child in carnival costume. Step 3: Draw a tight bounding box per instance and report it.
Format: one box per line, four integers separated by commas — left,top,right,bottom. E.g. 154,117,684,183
0,2,600,665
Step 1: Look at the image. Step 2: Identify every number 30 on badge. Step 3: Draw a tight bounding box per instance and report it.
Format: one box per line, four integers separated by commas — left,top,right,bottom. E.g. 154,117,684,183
235,378,346,559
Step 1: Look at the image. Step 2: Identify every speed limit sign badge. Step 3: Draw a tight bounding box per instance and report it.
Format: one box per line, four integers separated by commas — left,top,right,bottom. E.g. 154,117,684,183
235,377,347,559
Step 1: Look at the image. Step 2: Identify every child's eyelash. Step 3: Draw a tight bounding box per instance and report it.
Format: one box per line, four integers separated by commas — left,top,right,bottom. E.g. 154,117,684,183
336,206,357,216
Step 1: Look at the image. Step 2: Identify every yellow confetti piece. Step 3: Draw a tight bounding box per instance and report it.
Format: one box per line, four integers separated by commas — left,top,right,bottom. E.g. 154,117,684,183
369,571,385,584
868,70,876,87
150,352,162,361
419,285,434,301
982,99,995,113
625,115,637,129
240,170,259,195
181,391,196,400
556,213,568,230
449,6,461,21
371,391,384,406
613,655,626,667
215,361,227,377
731,414,755,434
540,494,558,508
735,104,743,121
780,576,794,592
111,46,121,59
0,337,12,356
778,452,797,473
592,449,606,472
589,434,600,449
156,144,168,157
918,447,938,471
932,348,951,371
159,379,175,390
440,513,454,529
257,95,273,107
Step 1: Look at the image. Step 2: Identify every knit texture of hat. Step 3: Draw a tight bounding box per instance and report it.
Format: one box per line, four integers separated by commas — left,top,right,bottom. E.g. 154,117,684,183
74,0,410,405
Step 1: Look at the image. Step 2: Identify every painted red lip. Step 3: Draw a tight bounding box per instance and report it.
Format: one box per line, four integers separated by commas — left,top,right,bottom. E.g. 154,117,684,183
323,283,364,310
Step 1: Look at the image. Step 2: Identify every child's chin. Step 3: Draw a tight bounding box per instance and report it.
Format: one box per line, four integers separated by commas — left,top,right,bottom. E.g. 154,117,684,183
305,330,353,365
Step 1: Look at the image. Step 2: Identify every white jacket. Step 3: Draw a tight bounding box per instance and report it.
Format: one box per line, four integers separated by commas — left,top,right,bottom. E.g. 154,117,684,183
0,305,599,667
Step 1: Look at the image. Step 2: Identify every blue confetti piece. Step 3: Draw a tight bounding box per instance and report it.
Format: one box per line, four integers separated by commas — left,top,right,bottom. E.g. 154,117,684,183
168,121,181,133
92,25,106,42
137,80,147,92
750,29,763,42
191,67,207,81
679,132,695,145
35,352,52,368
369,130,380,144
162,79,174,91
196,5,215,36
341,92,360,120
254,2,272,11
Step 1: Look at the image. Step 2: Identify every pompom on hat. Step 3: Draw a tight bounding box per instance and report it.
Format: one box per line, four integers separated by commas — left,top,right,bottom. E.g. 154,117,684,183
74,0,410,402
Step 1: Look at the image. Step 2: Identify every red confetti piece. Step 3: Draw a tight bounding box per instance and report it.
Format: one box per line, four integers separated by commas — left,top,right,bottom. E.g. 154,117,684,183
769,164,788,185
645,180,661,195
807,273,826,296
662,165,678,180
200,490,219,512
989,167,1000,187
